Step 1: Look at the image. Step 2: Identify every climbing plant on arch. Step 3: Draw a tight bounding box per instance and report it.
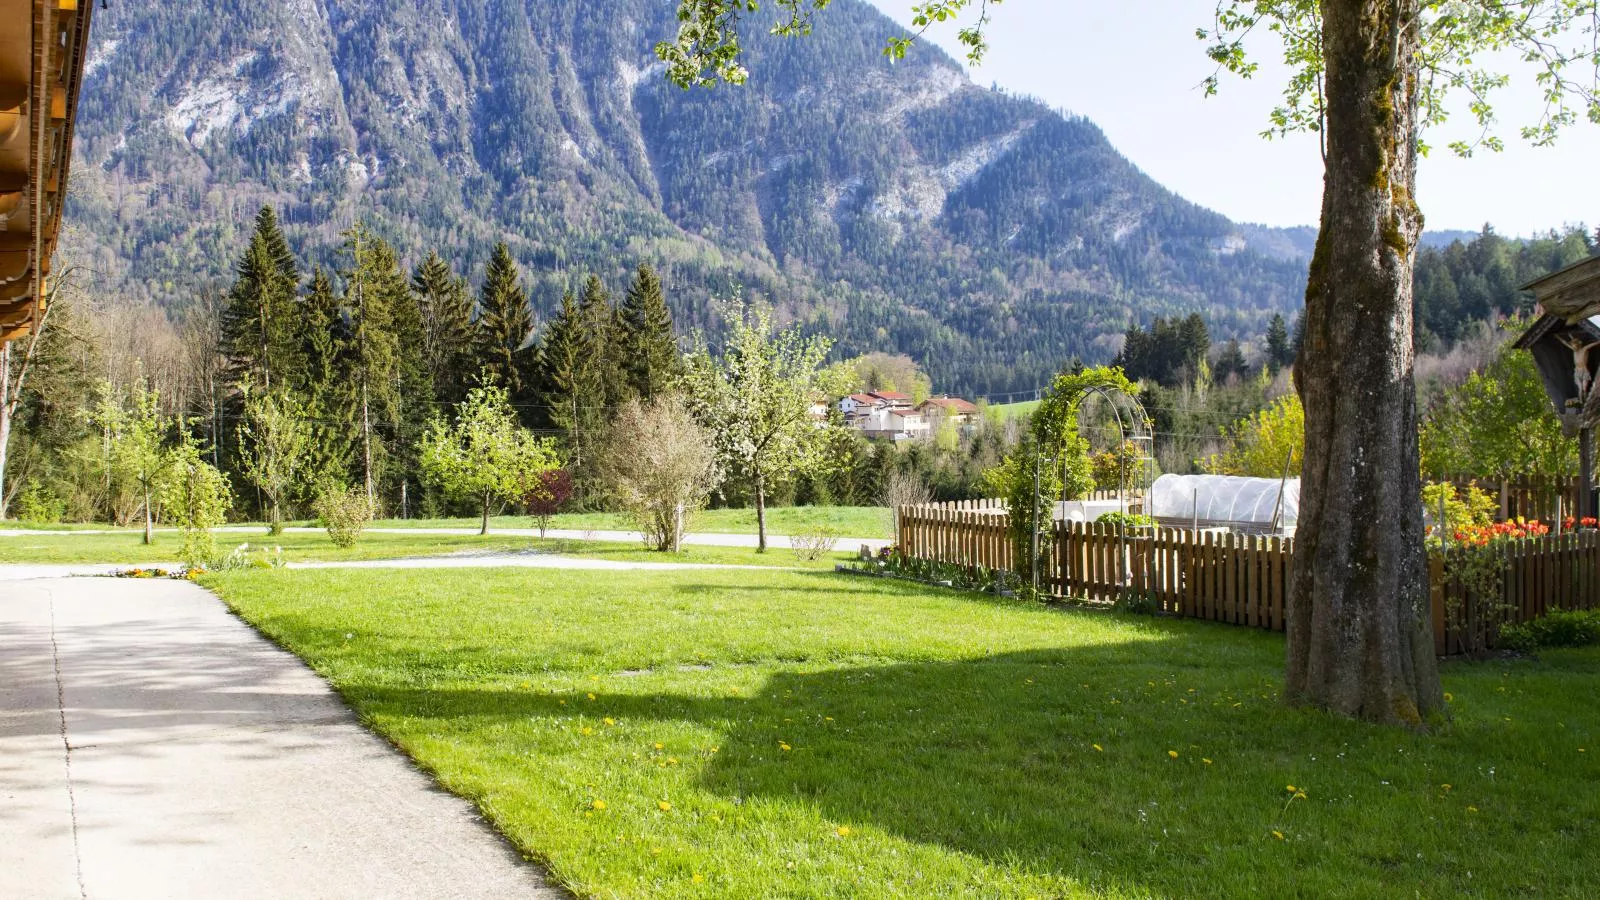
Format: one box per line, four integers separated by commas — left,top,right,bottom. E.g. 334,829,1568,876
986,366,1141,592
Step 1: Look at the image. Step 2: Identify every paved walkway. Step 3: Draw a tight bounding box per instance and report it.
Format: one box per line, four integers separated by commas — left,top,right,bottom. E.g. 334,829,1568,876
0,577,559,899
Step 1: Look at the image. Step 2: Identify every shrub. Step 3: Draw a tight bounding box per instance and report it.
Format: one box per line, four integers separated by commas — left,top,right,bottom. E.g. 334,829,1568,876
314,484,373,549
1422,480,1496,531
14,486,66,525
1498,610,1600,654
599,395,720,553
790,525,841,561
1096,511,1153,529
525,469,574,539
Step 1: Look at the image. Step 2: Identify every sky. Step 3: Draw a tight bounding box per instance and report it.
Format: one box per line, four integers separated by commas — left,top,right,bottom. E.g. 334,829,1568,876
863,0,1600,236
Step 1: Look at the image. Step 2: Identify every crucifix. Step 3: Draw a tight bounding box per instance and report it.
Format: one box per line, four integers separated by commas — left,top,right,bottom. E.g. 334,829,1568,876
1558,332,1600,403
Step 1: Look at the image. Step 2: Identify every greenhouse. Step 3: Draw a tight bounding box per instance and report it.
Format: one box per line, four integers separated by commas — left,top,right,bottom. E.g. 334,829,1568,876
1149,474,1300,535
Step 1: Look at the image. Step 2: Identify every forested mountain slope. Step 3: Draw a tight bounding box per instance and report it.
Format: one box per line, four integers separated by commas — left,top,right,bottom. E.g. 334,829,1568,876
63,0,1314,394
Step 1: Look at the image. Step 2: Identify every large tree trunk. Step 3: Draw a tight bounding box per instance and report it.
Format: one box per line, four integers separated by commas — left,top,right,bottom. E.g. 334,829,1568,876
755,471,767,553
1287,0,1442,725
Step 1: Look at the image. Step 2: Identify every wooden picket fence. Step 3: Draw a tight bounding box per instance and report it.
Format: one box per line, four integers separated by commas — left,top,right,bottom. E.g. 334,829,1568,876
1440,474,1581,523
896,504,1600,656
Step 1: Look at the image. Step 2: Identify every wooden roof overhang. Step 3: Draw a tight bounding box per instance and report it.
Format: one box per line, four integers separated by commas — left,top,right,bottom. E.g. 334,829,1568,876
0,0,93,343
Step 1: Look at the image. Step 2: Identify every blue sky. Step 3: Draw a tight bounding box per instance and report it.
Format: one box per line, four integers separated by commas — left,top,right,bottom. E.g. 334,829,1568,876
863,0,1600,236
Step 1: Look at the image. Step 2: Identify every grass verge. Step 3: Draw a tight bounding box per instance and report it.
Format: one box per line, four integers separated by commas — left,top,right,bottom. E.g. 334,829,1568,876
0,529,850,569
204,565,1600,898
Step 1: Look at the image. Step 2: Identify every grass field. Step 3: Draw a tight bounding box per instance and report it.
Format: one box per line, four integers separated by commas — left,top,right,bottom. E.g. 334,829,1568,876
0,529,851,569
364,506,893,538
990,399,1040,420
204,565,1600,898
2,505,894,540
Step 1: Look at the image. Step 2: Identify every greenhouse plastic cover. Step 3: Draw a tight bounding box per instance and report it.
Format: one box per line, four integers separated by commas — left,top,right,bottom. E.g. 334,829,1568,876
1150,474,1299,527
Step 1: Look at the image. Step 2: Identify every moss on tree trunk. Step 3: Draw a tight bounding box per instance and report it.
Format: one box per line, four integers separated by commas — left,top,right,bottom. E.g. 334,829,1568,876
1286,0,1443,725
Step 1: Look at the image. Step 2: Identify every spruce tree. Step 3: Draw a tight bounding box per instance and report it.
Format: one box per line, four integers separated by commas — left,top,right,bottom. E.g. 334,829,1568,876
412,250,476,409
617,263,681,400
1266,313,1292,373
220,205,301,392
340,224,405,506
577,274,625,407
476,242,534,399
296,268,358,493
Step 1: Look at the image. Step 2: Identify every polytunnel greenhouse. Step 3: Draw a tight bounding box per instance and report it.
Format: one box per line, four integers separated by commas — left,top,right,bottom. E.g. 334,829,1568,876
1149,474,1300,535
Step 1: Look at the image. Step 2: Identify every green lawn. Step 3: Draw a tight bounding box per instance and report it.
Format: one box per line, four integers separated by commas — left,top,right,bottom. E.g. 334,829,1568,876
203,565,1600,898
363,505,892,538
0,505,894,540
990,399,1040,420
0,529,850,569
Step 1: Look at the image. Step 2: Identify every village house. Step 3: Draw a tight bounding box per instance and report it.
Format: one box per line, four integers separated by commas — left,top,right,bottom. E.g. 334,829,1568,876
837,391,980,441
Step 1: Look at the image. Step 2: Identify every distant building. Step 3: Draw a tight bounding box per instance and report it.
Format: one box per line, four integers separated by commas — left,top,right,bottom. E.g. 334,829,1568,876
838,391,979,440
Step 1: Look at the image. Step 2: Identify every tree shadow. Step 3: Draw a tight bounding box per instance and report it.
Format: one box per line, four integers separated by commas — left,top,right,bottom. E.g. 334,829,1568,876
346,625,1600,897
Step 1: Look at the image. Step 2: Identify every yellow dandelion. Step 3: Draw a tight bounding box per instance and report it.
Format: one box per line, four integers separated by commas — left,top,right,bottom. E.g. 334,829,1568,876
603,717,616,726
592,799,607,810
1467,805,1479,813
1092,744,1104,752
836,826,851,837
1168,750,1179,759
1286,784,1297,792
581,727,593,736
559,699,566,705
658,801,672,812
1203,758,1213,765
1441,784,1452,791
652,847,662,856
779,741,792,752
587,692,596,700
1294,791,1307,800
1272,830,1284,840
667,757,679,765
590,675,600,682
1444,692,1454,702
710,746,720,753
692,874,704,884
654,742,664,750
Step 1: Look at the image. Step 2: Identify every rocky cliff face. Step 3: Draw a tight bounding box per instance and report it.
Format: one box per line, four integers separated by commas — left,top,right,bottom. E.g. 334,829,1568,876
62,0,1308,394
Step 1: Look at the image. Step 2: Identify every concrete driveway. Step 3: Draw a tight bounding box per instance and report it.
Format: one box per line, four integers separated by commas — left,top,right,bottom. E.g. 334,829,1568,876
0,576,558,899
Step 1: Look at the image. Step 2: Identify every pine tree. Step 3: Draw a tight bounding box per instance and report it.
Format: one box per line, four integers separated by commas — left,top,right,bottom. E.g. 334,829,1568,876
412,250,476,409
476,242,534,399
1266,313,1292,373
617,263,681,400
220,206,301,392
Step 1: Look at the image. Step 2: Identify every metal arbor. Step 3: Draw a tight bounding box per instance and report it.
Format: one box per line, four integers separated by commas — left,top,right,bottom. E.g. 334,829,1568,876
1026,382,1155,595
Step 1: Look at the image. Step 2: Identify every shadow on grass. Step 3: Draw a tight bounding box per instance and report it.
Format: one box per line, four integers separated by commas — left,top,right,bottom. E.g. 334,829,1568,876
337,631,1377,896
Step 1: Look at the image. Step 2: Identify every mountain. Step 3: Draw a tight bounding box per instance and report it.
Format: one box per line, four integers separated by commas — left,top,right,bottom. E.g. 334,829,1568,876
61,0,1311,396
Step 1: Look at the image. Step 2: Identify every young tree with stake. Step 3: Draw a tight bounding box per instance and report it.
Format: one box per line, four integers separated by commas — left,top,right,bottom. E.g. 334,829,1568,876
420,381,559,535
682,297,852,552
